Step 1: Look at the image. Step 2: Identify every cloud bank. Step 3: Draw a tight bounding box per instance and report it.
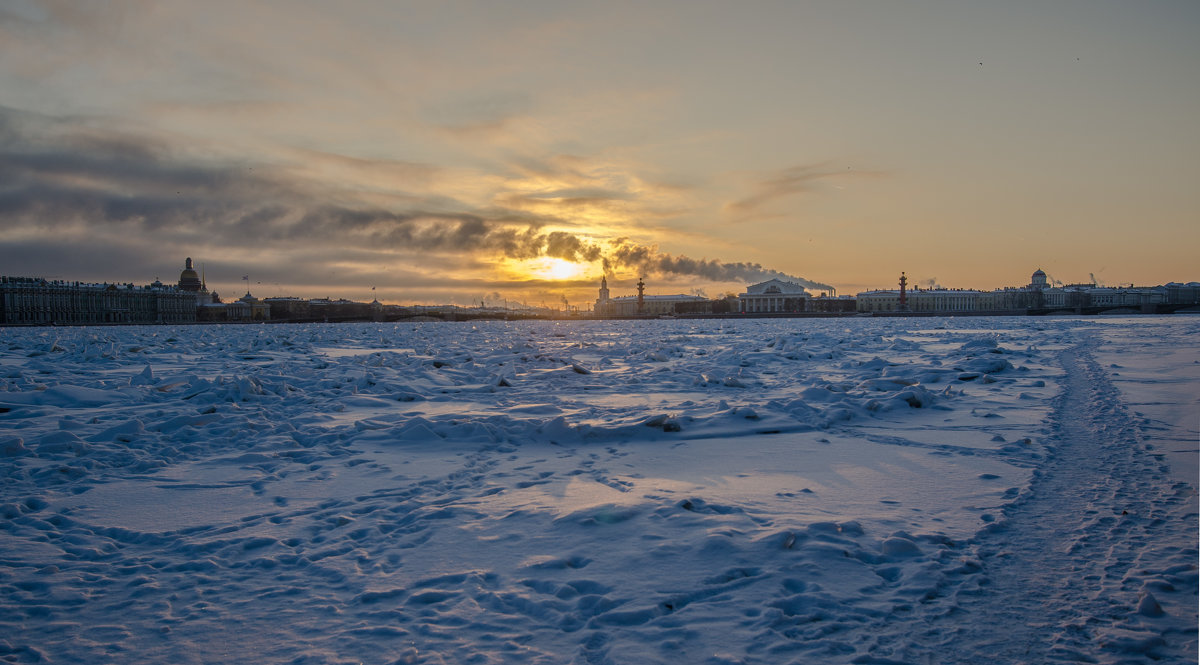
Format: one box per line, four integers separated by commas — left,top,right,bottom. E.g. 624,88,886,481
0,106,834,299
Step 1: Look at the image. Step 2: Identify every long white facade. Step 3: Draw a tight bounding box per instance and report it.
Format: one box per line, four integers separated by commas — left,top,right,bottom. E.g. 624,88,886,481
856,288,987,313
856,269,1196,314
594,277,709,316
0,276,197,325
596,294,709,316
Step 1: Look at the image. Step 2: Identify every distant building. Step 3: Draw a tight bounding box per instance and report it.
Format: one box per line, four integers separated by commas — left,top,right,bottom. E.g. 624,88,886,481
857,269,1040,313
808,295,857,313
0,276,196,325
856,288,912,313
1165,282,1200,305
596,293,711,317
737,279,811,313
226,292,270,321
178,257,203,292
857,269,1197,314
1041,284,1166,310
173,257,223,307
264,297,311,321
308,298,373,321
594,276,709,316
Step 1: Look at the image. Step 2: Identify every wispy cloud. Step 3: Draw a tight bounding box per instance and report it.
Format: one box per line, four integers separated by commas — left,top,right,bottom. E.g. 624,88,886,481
725,163,886,221
425,90,535,139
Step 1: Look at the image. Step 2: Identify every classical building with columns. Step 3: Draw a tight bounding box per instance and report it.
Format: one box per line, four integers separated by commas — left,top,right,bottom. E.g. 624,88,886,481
737,279,811,313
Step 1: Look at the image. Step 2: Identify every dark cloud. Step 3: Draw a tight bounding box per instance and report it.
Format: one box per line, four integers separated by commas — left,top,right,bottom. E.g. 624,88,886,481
0,234,527,298
0,106,294,236
0,236,167,283
0,105,835,297
543,231,603,262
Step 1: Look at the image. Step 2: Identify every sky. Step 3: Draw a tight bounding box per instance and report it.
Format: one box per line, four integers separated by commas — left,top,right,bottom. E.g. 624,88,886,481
1,0,1197,308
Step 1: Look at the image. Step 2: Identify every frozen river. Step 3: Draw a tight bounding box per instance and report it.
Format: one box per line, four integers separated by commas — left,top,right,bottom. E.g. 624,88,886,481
1,316,1196,663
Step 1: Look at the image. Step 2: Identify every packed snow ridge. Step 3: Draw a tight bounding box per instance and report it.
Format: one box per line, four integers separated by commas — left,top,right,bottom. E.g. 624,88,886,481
1,317,1196,664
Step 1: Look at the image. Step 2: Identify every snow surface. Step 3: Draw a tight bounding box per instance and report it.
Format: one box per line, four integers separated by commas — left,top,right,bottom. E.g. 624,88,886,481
1,316,1196,664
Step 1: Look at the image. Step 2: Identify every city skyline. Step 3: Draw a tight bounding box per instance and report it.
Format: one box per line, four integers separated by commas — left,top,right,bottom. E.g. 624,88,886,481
1,1,1197,306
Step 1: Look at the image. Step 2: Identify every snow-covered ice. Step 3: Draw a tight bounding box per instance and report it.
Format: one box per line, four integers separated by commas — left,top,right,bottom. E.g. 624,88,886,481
1,316,1196,663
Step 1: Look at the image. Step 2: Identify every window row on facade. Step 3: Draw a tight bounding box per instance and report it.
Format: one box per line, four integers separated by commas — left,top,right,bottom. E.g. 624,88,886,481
0,279,197,325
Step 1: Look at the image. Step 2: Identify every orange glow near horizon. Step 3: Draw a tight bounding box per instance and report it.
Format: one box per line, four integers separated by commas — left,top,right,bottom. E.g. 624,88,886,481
504,257,592,283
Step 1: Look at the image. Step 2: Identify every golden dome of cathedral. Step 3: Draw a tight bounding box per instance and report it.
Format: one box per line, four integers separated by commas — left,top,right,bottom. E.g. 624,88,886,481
178,257,203,292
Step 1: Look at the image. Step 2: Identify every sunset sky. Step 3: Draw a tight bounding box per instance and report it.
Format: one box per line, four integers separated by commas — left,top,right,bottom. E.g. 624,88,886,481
2,1,1197,307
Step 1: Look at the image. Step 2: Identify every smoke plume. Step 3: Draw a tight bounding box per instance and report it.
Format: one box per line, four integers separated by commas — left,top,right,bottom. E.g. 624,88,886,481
602,239,834,292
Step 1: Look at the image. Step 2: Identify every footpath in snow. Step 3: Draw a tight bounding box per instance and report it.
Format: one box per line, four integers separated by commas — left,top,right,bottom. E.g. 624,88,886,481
1,316,1196,664
860,340,1198,663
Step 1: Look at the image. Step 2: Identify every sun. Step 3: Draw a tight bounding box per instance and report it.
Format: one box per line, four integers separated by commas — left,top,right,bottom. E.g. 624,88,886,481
529,257,586,281
502,256,592,283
